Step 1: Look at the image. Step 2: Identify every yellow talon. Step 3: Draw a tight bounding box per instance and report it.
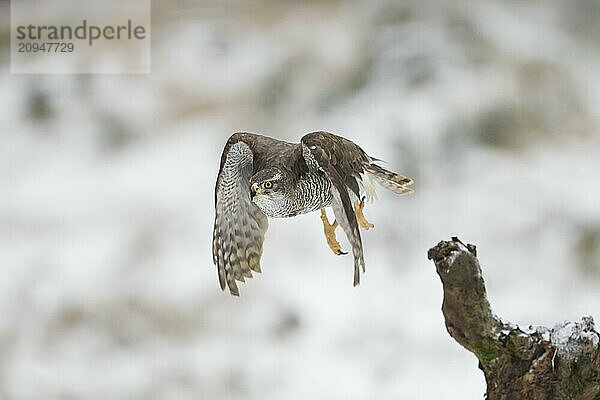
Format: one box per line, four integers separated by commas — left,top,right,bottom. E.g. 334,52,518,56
320,208,347,255
354,197,374,230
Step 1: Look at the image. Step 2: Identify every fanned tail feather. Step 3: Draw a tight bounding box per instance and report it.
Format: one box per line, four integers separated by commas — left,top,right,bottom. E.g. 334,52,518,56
364,163,413,196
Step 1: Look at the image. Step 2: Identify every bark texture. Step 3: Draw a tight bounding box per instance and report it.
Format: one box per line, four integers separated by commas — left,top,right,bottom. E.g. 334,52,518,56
428,237,600,400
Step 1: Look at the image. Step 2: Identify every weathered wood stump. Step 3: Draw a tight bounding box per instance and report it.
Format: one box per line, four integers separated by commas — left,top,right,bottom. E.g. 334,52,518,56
428,237,600,400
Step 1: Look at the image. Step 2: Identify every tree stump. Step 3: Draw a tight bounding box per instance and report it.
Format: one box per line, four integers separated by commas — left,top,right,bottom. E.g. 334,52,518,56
428,237,600,399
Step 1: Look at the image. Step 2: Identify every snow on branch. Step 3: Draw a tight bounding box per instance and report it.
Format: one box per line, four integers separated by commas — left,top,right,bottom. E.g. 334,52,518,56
428,237,600,399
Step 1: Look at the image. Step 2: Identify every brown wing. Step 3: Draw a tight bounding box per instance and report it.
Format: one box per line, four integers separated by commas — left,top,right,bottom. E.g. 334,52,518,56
212,132,272,296
300,131,372,286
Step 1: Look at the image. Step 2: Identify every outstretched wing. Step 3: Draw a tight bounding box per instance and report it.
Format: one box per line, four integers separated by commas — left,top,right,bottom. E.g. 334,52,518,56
212,133,269,296
300,131,372,286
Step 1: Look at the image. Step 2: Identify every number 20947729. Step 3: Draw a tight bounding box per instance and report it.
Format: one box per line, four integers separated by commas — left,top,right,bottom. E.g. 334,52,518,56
17,42,74,52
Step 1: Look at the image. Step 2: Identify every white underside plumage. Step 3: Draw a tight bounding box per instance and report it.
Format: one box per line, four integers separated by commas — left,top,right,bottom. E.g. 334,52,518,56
358,172,378,203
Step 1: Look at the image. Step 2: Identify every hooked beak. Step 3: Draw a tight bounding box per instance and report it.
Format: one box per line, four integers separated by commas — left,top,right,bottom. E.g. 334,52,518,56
250,183,262,199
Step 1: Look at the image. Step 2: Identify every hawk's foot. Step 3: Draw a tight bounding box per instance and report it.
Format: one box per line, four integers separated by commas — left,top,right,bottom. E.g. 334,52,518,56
320,208,347,256
354,197,374,230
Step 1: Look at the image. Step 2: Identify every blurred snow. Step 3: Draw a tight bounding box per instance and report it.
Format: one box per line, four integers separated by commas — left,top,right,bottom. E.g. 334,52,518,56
1,0,600,399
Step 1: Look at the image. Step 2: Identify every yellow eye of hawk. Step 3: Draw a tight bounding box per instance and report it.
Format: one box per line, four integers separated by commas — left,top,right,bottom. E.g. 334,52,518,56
264,181,273,189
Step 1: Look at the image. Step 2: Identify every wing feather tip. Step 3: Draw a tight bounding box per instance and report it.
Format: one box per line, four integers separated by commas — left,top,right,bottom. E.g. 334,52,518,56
250,265,262,273
227,280,240,296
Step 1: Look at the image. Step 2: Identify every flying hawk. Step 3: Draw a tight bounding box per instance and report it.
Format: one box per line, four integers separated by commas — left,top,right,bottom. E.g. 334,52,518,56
212,131,413,295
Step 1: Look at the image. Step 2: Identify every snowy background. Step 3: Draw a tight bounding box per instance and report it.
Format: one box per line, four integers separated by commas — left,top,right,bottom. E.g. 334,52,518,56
1,0,600,399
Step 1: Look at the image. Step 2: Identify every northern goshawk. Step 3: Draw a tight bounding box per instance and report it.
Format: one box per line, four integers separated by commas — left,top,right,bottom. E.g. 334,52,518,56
212,131,413,295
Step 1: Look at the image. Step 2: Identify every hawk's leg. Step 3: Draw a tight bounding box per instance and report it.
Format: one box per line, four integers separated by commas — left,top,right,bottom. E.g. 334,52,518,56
354,197,374,230
320,208,347,256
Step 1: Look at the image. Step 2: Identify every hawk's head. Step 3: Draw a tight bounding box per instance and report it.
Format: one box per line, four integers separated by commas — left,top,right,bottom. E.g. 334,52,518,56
249,167,284,198
249,168,287,216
